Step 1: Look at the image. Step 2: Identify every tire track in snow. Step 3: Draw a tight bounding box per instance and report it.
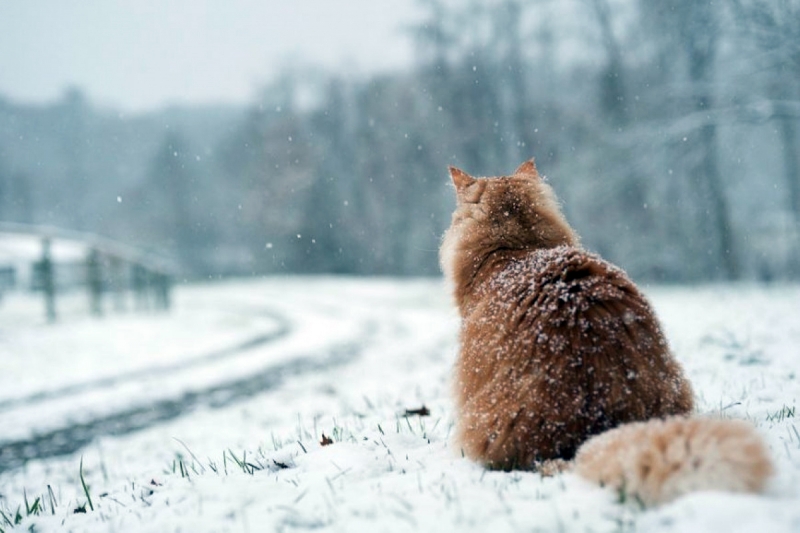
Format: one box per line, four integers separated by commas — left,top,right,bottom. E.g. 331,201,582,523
0,309,291,411
0,321,375,474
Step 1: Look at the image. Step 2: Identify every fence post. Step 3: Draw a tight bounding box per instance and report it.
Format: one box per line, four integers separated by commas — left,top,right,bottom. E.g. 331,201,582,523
152,271,172,311
132,263,149,311
87,248,103,317
38,238,56,323
109,256,126,312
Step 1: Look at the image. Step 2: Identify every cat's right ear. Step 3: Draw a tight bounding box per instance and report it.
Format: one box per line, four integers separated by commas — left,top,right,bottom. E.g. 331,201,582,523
514,159,540,179
449,166,475,192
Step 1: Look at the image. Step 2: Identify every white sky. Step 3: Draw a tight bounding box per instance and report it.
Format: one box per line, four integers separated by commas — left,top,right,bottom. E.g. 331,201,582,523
0,1,421,112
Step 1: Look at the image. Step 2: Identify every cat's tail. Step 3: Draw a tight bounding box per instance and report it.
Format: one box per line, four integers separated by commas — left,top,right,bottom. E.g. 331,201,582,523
573,416,773,506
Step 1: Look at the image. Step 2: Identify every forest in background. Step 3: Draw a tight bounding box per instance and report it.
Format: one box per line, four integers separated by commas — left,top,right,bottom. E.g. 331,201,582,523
0,0,798,281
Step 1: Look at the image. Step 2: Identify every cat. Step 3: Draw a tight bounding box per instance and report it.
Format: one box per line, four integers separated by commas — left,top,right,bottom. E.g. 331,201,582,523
440,159,773,504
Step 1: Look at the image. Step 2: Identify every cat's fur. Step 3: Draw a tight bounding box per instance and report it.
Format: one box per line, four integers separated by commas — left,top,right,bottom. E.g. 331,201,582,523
574,416,773,505
440,160,773,503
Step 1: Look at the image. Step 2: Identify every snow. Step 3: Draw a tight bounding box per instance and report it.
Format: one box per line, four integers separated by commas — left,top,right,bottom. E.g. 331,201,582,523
0,278,799,532
0,235,87,264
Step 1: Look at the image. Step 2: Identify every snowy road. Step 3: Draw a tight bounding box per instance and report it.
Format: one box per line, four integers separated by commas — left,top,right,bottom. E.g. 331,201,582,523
0,279,389,472
0,326,369,473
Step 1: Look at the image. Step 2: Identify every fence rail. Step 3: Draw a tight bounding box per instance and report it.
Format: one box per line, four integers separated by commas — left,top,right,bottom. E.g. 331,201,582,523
0,222,177,321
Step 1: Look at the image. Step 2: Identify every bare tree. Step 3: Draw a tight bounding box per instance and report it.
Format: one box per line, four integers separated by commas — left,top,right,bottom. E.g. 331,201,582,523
586,0,628,126
641,1,739,279
732,0,800,224
686,2,738,278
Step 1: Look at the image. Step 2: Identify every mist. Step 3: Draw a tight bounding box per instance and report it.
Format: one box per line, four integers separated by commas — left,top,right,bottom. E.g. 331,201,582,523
1,0,798,282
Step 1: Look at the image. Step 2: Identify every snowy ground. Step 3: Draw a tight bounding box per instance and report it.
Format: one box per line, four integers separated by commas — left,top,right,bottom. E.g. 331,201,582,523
0,278,798,532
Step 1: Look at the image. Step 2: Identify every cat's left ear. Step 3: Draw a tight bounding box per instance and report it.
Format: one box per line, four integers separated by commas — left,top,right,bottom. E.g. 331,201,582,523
449,166,476,191
514,159,540,180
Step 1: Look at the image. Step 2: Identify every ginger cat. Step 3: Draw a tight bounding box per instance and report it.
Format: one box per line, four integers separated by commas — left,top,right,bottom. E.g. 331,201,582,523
441,160,772,504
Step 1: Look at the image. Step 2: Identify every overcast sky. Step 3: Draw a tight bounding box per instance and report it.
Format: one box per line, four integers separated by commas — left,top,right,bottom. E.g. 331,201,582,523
0,1,421,112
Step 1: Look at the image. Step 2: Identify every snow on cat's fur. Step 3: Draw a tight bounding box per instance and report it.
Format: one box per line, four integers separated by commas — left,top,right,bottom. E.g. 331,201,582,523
440,160,772,503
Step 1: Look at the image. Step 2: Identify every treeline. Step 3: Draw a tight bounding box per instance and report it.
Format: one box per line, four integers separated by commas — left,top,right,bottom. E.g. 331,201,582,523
1,0,798,281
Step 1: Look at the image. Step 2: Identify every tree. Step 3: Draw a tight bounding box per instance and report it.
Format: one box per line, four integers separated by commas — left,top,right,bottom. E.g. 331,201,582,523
0,149,6,220
302,78,361,273
144,132,204,272
732,0,800,225
0,148,35,224
586,0,628,126
639,1,739,280
57,87,90,230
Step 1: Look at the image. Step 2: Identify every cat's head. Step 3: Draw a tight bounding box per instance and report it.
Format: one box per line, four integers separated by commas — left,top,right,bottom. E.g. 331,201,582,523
440,159,578,280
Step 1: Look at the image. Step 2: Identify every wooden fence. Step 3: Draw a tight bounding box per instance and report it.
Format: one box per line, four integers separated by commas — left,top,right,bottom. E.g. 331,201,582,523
0,223,177,322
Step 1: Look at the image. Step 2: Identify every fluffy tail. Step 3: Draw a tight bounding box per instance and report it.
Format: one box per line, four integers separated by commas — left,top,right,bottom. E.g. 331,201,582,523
573,416,773,506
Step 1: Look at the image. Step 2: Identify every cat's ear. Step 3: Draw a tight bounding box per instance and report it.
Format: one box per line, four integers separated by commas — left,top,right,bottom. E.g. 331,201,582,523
449,166,475,191
514,159,540,179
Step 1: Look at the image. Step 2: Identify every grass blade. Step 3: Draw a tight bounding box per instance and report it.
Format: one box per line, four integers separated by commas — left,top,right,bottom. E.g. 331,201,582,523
80,456,94,512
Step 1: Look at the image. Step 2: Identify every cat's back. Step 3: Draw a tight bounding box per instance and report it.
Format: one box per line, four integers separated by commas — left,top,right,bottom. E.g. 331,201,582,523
485,245,643,315
472,245,665,363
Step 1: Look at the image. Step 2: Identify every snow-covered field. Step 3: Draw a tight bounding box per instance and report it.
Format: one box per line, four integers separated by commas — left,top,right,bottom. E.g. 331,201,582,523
0,278,798,532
